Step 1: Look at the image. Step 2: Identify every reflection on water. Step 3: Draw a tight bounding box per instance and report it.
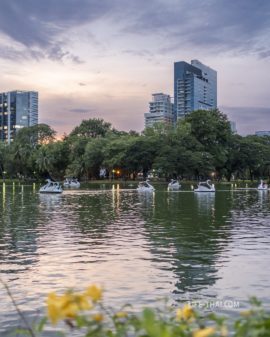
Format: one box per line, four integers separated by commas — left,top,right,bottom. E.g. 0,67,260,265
194,192,215,215
0,184,270,335
138,191,155,210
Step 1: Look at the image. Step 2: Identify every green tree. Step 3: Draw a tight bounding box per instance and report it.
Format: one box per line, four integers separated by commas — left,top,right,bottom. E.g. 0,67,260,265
184,109,232,176
103,136,129,174
124,136,160,178
83,138,108,179
14,124,56,148
35,141,69,180
70,118,112,138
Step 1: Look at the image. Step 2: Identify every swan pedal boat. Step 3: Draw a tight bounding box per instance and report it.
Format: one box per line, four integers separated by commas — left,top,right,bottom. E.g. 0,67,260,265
258,180,268,190
194,180,215,192
39,179,63,194
168,179,181,190
137,180,155,192
63,178,80,188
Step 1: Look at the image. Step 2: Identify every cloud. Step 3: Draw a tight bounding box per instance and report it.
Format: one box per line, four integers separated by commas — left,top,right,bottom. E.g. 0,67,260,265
122,49,153,57
1,0,269,137
0,0,112,47
258,50,270,59
124,0,270,57
0,0,114,62
46,45,84,63
0,45,42,61
1,0,269,63
0,43,84,64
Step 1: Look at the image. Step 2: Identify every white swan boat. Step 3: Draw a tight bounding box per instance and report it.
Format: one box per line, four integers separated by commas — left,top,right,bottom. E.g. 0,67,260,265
257,180,268,190
168,179,181,190
194,180,215,192
39,179,63,194
137,180,155,192
63,178,80,188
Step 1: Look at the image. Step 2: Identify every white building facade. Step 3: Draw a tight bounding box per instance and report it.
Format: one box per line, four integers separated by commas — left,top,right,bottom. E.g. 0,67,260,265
144,93,174,128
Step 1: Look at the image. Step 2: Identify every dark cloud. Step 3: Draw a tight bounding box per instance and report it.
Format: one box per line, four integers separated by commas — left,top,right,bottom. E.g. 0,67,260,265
46,45,84,63
78,82,87,86
0,46,42,61
0,0,114,62
0,0,269,62
0,44,83,63
125,0,270,57
69,108,93,113
0,0,112,47
221,106,270,135
258,50,270,59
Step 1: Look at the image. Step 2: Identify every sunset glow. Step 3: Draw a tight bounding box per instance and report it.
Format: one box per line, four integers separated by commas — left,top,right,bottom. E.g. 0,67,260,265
0,0,270,135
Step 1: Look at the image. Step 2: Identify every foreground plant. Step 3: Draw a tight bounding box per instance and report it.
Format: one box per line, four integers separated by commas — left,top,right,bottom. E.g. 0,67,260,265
42,286,270,337
2,281,270,337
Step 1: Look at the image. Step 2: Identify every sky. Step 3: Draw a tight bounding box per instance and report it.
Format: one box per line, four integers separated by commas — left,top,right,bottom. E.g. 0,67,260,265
0,0,270,136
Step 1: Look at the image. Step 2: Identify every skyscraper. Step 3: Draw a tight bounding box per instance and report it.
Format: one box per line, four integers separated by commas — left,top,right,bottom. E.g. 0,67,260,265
174,60,217,120
144,93,174,128
0,90,38,143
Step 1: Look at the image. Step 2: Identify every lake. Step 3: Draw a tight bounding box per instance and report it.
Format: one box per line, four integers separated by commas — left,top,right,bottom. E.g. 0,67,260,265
0,182,270,335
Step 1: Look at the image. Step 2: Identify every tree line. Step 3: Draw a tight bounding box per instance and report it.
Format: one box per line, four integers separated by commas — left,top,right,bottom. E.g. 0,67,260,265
1,109,270,181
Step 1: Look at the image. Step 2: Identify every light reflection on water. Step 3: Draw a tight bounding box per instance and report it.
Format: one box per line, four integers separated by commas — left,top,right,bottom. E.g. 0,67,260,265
0,183,270,335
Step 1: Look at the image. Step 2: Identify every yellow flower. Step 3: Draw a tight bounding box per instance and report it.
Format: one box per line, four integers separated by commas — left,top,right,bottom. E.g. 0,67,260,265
85,285,102,302
62,302,79,319
75,293,92,311
115,311,128,318
47,292,64,325
193,327,216,337
176,304,194,320
92,313,104,322
240,310,252,317
47,291,92,324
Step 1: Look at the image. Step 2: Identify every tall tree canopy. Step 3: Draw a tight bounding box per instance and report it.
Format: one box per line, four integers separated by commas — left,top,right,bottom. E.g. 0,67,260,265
70,118,112,138
1,113,270,181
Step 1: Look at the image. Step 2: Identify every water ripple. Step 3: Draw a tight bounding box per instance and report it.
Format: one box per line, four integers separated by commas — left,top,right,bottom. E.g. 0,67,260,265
0,184,270,334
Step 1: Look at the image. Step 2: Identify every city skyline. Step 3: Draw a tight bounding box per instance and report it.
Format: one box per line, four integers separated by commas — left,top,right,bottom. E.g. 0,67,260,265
0,0,270,136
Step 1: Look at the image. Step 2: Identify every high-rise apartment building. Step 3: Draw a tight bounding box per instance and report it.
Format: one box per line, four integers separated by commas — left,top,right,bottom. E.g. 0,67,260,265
144,93,174,128
174,60,217,120
0,90,38,143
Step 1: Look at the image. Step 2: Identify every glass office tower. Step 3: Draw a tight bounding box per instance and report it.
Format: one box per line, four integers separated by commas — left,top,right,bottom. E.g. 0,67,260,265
174,60,217,120
0,90,38,143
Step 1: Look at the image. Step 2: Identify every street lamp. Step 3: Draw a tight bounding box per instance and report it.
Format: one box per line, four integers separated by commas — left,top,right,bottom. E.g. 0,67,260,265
112,169,115,180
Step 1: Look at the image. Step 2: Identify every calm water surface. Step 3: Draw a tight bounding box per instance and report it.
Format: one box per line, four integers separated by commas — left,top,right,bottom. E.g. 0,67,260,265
0,182,270,335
